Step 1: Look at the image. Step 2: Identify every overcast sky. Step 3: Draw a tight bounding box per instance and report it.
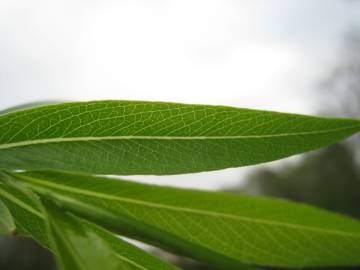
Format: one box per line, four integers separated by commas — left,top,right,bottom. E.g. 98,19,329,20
1,0,360,189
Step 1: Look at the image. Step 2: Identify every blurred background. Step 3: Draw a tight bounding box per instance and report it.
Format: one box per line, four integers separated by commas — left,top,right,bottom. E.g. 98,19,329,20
0,0,360,269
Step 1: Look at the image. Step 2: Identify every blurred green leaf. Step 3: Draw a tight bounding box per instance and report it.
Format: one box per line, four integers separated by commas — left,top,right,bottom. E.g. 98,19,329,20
0,173,183,270
1,101,359,175
0,199,15,235
11,170,360,268
0,173,49,246
41,198,179,270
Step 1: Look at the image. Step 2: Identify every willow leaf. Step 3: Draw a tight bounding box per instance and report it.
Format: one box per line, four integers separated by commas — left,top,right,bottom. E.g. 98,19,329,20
1,101,359,175
41,198,180,270
12,171,360,268
0,199,16,235
0,173,182,270
0,173,49,245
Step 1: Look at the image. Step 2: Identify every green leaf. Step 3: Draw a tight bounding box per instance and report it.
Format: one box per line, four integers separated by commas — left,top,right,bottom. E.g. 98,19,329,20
0,172,49,246
41,198,180,270
13,171,360,268
0,199,16,235
1,101,359,175
0,173,183,270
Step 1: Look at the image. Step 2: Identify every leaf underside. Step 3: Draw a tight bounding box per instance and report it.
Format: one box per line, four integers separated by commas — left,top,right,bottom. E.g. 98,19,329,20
7,171,360,269
0,101,359,175
1,100,360,270
0,173,181,270
0,198,16,235
42,198,180,270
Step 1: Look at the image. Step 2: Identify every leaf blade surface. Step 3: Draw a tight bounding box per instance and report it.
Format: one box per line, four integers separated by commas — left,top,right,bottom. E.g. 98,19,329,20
0,199,16,235
41,198,179,270
0,173,181,270
1,101,359,175
13,171,360,268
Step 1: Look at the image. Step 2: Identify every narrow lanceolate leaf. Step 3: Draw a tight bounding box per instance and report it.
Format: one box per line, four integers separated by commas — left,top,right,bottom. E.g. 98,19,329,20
0,173,183,270
0,172,49,246
13,171,360,268
41,198,180,270
1,100,359,175
0,199,16,235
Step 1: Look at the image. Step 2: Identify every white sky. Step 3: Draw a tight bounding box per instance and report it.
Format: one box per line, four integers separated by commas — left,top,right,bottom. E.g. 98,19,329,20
1,0,360,190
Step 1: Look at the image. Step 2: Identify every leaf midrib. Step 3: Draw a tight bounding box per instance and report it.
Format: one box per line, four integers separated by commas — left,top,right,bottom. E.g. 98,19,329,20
16,174,360,239
1,124,359,150
0,188,44,218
